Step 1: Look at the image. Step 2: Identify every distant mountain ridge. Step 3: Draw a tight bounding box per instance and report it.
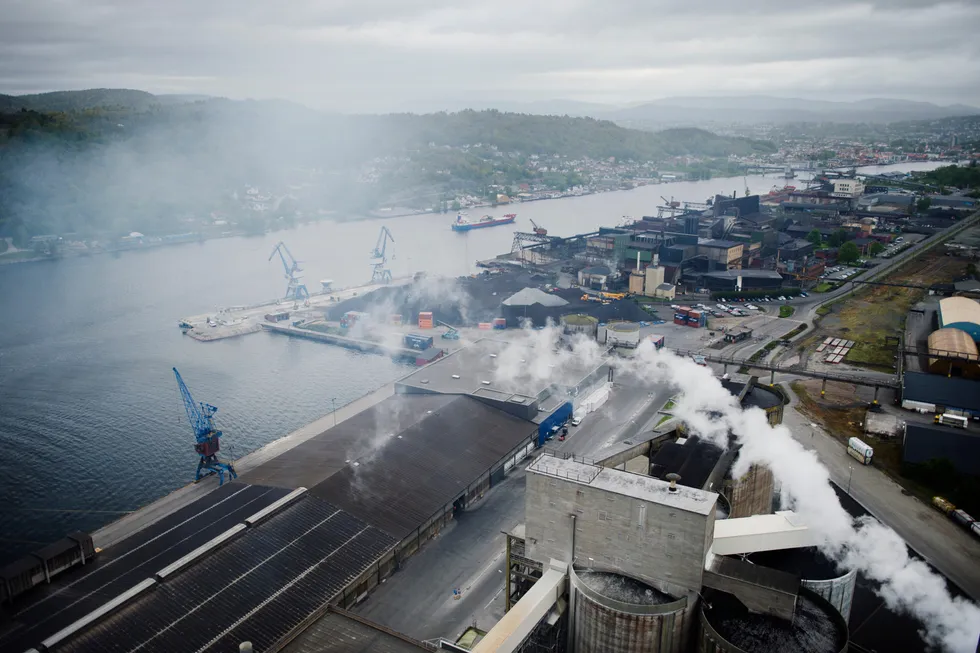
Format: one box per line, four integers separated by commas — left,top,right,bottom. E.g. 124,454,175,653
1,88,975,124
602,95,979,125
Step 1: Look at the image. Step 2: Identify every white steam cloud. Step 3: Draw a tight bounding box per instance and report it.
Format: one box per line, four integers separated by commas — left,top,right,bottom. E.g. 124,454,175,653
495,325,980,652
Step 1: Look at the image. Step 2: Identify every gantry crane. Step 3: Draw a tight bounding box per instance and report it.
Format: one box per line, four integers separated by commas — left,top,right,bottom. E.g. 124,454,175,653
173,367,237,485
268,241,310,302
370,226,394,284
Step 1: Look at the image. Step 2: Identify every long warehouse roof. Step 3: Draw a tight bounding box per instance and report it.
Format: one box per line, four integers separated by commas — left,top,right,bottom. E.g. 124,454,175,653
50,496,397,653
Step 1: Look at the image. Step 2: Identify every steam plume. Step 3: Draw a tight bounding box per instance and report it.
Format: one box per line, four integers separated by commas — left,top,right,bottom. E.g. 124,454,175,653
494,325,980,651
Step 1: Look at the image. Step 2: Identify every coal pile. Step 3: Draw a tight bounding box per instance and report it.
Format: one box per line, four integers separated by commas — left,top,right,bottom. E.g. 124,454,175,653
703,588,847,653
577,570,675,605
326,271,553,326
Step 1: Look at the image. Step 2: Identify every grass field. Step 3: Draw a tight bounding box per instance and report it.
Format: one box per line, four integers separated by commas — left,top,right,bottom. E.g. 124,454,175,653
656,414,672,427
779,305,795,318
813,282,834,293
808,249,969,371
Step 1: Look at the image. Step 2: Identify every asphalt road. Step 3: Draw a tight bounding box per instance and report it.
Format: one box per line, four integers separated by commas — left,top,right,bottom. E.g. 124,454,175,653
779,390,980,602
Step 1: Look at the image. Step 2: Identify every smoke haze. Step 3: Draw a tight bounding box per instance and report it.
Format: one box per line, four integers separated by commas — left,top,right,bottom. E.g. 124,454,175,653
494,326,980,651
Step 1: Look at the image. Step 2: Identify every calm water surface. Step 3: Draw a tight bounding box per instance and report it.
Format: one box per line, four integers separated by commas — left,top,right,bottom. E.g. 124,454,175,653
0,162,941,561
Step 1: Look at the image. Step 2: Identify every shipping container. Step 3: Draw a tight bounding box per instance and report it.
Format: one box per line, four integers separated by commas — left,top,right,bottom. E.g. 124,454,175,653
951,509,975,528
678,306,692,316
418,311,434,329
478,322,493,330
932,496,956,515
264,311,290,323
646,334,666,350
673,313,688,322
846,437,873,465
404,334,434,351
493,318,507,328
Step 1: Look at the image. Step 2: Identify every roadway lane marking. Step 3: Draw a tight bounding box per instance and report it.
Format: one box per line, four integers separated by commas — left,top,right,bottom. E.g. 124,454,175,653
485,586,504,610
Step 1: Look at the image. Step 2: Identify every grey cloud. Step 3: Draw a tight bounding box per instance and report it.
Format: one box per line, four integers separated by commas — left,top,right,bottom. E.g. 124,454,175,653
0,0,977,108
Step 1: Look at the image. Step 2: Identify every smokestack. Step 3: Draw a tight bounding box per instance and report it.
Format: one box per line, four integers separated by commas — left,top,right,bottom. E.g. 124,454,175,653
636,251,641,272
666,473,681,493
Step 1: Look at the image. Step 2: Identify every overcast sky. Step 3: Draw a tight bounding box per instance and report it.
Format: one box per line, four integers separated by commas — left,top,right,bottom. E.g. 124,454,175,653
2,0,978,111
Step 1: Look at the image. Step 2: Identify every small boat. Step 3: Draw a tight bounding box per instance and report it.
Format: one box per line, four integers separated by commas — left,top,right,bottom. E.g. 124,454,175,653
452,213,517,232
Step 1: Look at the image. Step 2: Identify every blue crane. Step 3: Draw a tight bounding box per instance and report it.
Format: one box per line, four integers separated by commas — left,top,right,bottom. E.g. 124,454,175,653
173,367,237,485
369,226,394,284
269,241,310,302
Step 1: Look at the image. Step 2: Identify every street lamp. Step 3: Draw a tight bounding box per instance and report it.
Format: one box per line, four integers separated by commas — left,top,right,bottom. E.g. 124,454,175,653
332,397,337,427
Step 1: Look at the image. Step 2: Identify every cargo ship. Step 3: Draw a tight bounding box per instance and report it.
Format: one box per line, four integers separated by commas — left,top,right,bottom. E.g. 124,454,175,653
452,213,516,232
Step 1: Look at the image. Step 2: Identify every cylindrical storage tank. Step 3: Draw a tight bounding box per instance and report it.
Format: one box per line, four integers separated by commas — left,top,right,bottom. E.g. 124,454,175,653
606,321,641,348
561,313,600,338
570,566,693,653
698,586,848,653
748,547,857,622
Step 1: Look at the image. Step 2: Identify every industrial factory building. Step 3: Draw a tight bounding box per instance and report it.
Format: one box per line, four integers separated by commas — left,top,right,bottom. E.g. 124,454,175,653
496,453,849,653
901,371,980,418
937,296,980,342
3,339,609,653
903,423,980,476
697,269,785,293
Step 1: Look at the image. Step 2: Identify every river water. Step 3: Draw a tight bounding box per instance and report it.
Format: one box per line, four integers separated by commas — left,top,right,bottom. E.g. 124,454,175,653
0,162,942,562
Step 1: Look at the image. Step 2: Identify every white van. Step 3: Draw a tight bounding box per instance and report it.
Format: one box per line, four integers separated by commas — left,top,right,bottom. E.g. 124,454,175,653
571,408,587,426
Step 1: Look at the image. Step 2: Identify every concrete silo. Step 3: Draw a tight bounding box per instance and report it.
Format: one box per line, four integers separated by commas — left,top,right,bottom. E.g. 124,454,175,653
561,313,600,339
570,566,695,653
698,586,849,653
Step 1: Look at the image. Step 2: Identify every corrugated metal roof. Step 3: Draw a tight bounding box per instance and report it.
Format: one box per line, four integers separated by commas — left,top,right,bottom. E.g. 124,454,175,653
238,394,457,491
902,372,980,413
0,483,292,653
51,497,397,653
311,396,536,538
279,606,429,652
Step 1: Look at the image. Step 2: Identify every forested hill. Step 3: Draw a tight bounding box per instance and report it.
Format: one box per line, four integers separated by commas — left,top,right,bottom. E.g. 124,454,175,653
0,90,776,243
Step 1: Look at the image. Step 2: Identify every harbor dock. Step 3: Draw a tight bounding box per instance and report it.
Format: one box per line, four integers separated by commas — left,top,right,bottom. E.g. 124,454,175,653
178,276,413,342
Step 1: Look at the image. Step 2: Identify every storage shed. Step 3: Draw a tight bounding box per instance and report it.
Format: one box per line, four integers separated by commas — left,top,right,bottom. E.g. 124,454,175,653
938,297,980,342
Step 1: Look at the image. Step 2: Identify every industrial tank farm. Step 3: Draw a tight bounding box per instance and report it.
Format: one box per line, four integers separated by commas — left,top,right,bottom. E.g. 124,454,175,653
570,566,693,653
698,587,849,653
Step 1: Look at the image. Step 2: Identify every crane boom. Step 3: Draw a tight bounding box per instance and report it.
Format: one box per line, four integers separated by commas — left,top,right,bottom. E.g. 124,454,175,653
370,227,395,283
268,241,310,302
173,367,237,485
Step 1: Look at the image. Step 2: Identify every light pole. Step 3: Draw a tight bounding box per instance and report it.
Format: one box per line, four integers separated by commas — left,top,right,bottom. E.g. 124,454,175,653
332,398,337,427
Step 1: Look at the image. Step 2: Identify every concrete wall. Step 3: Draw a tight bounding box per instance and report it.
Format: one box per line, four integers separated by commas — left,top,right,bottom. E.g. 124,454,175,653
525,469,715,594
722,465,774,519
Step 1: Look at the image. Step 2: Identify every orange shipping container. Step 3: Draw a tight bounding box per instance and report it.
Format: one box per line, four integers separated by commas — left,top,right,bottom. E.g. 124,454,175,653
478,322,493,330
